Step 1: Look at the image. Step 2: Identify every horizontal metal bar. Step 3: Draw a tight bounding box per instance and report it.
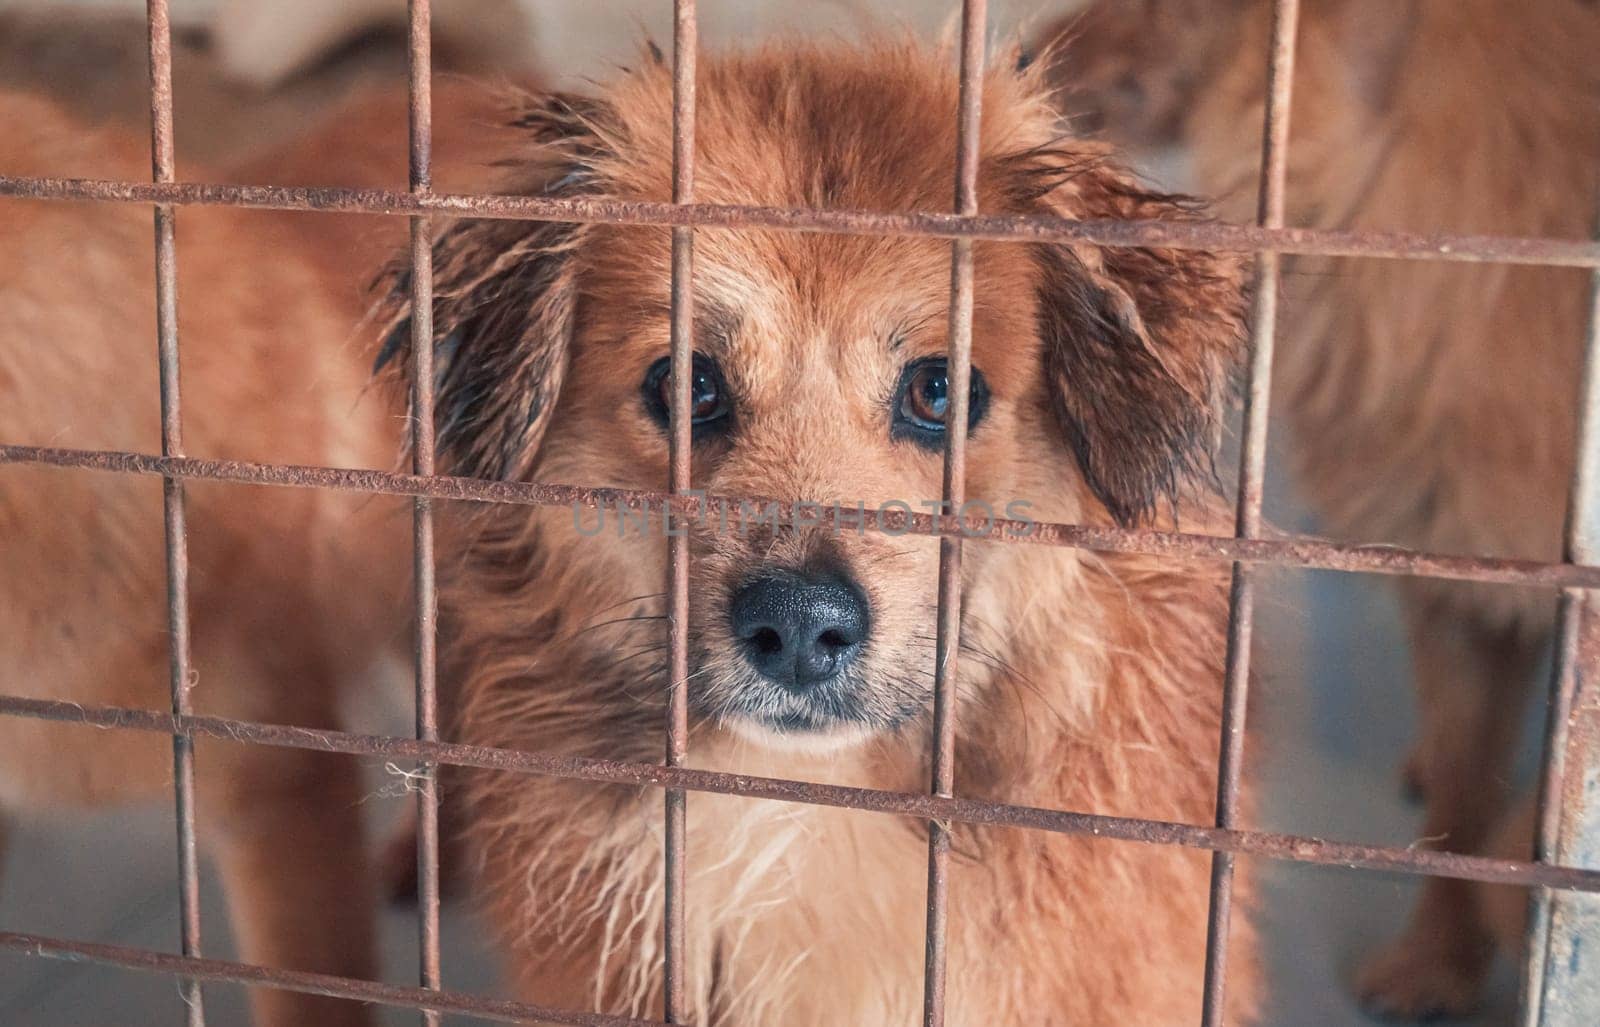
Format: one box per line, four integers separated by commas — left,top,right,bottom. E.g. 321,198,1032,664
1,693,1596,894
4,442,1599,590
0,930,663,1027
2,174,1598,268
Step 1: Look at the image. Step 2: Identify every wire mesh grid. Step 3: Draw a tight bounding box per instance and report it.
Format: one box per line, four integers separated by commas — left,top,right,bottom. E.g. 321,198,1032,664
0,0,1598,1024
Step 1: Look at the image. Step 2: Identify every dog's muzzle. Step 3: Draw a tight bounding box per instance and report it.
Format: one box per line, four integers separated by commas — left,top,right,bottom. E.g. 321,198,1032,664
729,569,869,689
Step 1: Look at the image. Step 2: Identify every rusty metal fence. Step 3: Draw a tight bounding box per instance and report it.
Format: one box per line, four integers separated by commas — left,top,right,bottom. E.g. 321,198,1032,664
1,0,1599,1024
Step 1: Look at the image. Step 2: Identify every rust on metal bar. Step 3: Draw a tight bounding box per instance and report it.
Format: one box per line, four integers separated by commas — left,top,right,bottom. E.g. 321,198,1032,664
5,174,1600,269
1523,195,1600,1026
663,0,697,1021
144,1,203,1022
405,2,443,1022
923,3,986,1024
3,693,1599,895
0,4,1592,1018
0,931,665,1027
1200,2,1300,1024
9,443,1600,591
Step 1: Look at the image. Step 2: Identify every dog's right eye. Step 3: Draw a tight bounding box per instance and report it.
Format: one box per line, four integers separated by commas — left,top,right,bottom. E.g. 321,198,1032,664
892,357,989,450
641,354,731,437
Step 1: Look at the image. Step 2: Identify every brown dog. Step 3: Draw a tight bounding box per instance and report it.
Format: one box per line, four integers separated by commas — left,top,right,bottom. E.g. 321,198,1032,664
0,80,519,1025
379,39,1260,1024
1039,0,1600,1018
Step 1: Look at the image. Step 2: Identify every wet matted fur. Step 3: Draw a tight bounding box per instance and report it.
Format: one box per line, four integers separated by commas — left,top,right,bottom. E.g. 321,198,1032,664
380,38,1259,1024
1038,0,1600,1019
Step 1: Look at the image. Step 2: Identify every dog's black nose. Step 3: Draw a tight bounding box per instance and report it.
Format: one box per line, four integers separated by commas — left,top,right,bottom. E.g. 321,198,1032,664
730,571,869,688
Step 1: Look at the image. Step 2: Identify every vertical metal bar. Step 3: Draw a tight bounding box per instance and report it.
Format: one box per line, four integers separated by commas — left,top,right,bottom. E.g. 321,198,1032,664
145,2,204,1023
663,1,697,1022
406,3,443,1024
1523,193,1600,1027
1199,2,1300,1024
922,4,985,1025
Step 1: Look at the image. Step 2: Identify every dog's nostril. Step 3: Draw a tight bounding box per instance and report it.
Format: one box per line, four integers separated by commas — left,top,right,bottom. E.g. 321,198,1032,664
751,626,784,655
729,571,870,688
817,628,851,651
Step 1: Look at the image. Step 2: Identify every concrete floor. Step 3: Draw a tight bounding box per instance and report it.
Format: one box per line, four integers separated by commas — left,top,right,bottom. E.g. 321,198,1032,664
0,4,1551,1025
0,779,502,1026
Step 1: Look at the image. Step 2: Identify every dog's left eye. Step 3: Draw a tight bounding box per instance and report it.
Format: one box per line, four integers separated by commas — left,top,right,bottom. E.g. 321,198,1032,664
642,353,731,435
893,357,989,447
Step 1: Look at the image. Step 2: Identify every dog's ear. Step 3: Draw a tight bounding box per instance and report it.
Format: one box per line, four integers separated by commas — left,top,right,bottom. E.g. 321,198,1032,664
1028,164,1248,526
375,216,585,482
375,94,609,482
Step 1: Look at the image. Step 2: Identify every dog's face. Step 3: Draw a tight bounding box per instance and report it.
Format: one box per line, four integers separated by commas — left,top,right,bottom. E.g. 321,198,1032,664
385,43,1245,750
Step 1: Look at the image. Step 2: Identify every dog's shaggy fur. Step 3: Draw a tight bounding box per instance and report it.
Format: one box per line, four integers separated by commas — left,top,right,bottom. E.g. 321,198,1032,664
1039,0,1600,1018
0,80,519,1026
378,39,1259,1024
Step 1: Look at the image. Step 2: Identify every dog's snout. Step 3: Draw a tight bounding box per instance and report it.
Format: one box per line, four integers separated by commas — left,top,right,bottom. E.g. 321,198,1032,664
730,572,869,688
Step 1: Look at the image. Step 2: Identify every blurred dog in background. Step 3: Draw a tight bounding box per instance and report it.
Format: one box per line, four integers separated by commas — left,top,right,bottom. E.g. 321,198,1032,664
205,0,1040,91
211,0,534,88
1037,0,1600,1018
0,65,523,1025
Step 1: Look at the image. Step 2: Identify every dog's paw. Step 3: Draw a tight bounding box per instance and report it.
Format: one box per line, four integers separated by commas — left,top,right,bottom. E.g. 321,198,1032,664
1353,935,1485,1022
